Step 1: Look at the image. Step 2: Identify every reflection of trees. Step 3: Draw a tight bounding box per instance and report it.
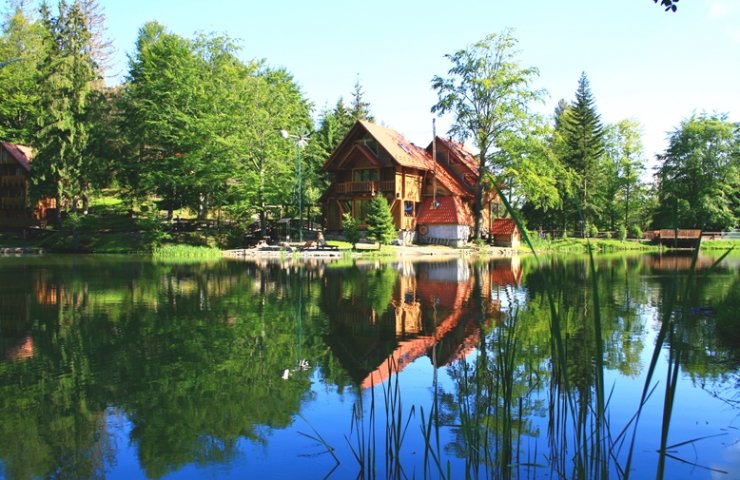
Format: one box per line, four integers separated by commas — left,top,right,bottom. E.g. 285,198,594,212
0,258,327,479
434,253,739,478
657,262,740,405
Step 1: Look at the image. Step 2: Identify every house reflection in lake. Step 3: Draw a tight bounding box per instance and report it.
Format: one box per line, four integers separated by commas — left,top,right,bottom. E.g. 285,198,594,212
321,257,522,388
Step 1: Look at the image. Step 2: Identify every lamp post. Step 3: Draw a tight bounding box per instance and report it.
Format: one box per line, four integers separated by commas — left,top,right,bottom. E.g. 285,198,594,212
280,130,308,242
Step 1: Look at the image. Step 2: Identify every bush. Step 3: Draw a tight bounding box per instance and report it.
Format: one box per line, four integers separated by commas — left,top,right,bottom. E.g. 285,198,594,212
630,225,643,239
588,224,599,238
342,213,360,249
617,225,627,241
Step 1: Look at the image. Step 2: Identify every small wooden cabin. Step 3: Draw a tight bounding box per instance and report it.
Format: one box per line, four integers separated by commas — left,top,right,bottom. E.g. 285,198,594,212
0,142,55,227
490,218,521,248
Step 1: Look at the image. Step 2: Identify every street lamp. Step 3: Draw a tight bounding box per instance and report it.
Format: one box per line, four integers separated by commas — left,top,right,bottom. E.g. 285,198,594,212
280,129,308,242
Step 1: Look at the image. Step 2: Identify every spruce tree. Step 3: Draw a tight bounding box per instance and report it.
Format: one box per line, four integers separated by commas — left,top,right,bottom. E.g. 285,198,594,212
561,72,606,233
349,77,374,122
32,0,99,218
365,195,396,246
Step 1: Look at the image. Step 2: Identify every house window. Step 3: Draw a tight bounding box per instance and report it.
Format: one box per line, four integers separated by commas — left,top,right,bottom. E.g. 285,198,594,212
353,168,378,182
404,201,414,217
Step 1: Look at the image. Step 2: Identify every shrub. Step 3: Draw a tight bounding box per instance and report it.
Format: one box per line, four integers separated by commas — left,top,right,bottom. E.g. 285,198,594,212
630,225,643,239
617,225,627,241
342,213,360,250
588,224,599,238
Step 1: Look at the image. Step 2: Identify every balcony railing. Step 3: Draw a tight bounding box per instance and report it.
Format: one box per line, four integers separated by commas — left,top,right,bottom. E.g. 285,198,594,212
335,180,395,195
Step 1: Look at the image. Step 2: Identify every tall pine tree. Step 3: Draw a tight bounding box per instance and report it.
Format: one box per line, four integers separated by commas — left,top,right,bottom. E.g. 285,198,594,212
561,72,606,233
32,0,99,218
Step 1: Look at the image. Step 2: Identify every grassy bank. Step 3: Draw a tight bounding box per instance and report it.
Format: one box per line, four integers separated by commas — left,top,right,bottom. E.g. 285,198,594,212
152,244,223,260
525,237,659,254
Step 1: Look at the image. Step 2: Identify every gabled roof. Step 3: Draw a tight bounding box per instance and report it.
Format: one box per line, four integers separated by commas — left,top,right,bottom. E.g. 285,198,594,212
429,162,474,197
491,218,519,235
360,120,433,170
417,196,474,226
429,136,479,175
323,120,434,172
1,142,33,172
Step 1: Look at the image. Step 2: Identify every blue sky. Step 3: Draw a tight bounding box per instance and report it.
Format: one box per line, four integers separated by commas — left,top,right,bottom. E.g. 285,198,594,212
43,1,740,170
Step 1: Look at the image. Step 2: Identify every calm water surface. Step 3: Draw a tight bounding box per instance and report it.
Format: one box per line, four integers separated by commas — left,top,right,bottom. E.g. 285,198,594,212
0,253,738,479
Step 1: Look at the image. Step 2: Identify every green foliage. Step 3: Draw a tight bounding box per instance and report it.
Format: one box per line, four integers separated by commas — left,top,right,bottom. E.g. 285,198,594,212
152,244,222,260
630,224,643,239
119,23,311,224
349,77,374,122
653,113,739,231
0,6,47,143
342,212,360,249
588,224,599,238
432,29,545,239
31,0,100,211
560,72,607,232
603,119,648,232
617,225,627,241
365,195,396,245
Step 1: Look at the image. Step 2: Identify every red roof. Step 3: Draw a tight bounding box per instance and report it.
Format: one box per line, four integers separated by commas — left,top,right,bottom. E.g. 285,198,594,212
417,196,474,226
491,218,519,235
1,142,33,172
429,162,472,197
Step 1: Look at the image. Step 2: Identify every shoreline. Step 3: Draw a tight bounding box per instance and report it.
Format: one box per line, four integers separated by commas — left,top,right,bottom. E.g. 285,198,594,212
223,244,517,259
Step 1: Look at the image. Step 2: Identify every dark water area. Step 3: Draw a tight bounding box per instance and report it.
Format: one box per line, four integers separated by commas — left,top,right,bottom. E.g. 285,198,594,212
0,253,738,479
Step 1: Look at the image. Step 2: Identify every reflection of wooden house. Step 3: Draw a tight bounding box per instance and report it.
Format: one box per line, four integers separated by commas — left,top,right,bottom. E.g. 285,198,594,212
360,260,483,388
321,121,499,246
490,218,521,248
0,142,55,227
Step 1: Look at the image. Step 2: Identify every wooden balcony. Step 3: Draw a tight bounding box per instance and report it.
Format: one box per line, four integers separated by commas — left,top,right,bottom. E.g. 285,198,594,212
335,180,395,195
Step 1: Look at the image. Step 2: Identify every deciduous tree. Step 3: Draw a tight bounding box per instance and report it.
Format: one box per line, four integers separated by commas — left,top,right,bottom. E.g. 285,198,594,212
432,30,545,239
0,4,46,143
653,113,739,231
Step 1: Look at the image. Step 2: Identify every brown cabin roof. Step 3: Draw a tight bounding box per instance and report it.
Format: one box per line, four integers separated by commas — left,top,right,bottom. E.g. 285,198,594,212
323,120,435,172
1,142,33,172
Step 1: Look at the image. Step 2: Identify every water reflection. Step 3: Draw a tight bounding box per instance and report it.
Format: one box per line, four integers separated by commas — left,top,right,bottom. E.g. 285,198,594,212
321,258,522,389
0,253,737,479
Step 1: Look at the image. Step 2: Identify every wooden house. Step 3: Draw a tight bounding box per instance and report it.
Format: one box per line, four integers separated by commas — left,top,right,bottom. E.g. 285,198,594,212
0,142,55,227
321,120,498,245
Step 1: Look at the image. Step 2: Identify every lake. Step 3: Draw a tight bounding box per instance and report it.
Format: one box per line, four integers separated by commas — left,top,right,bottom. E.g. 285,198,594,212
0,253,738,479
